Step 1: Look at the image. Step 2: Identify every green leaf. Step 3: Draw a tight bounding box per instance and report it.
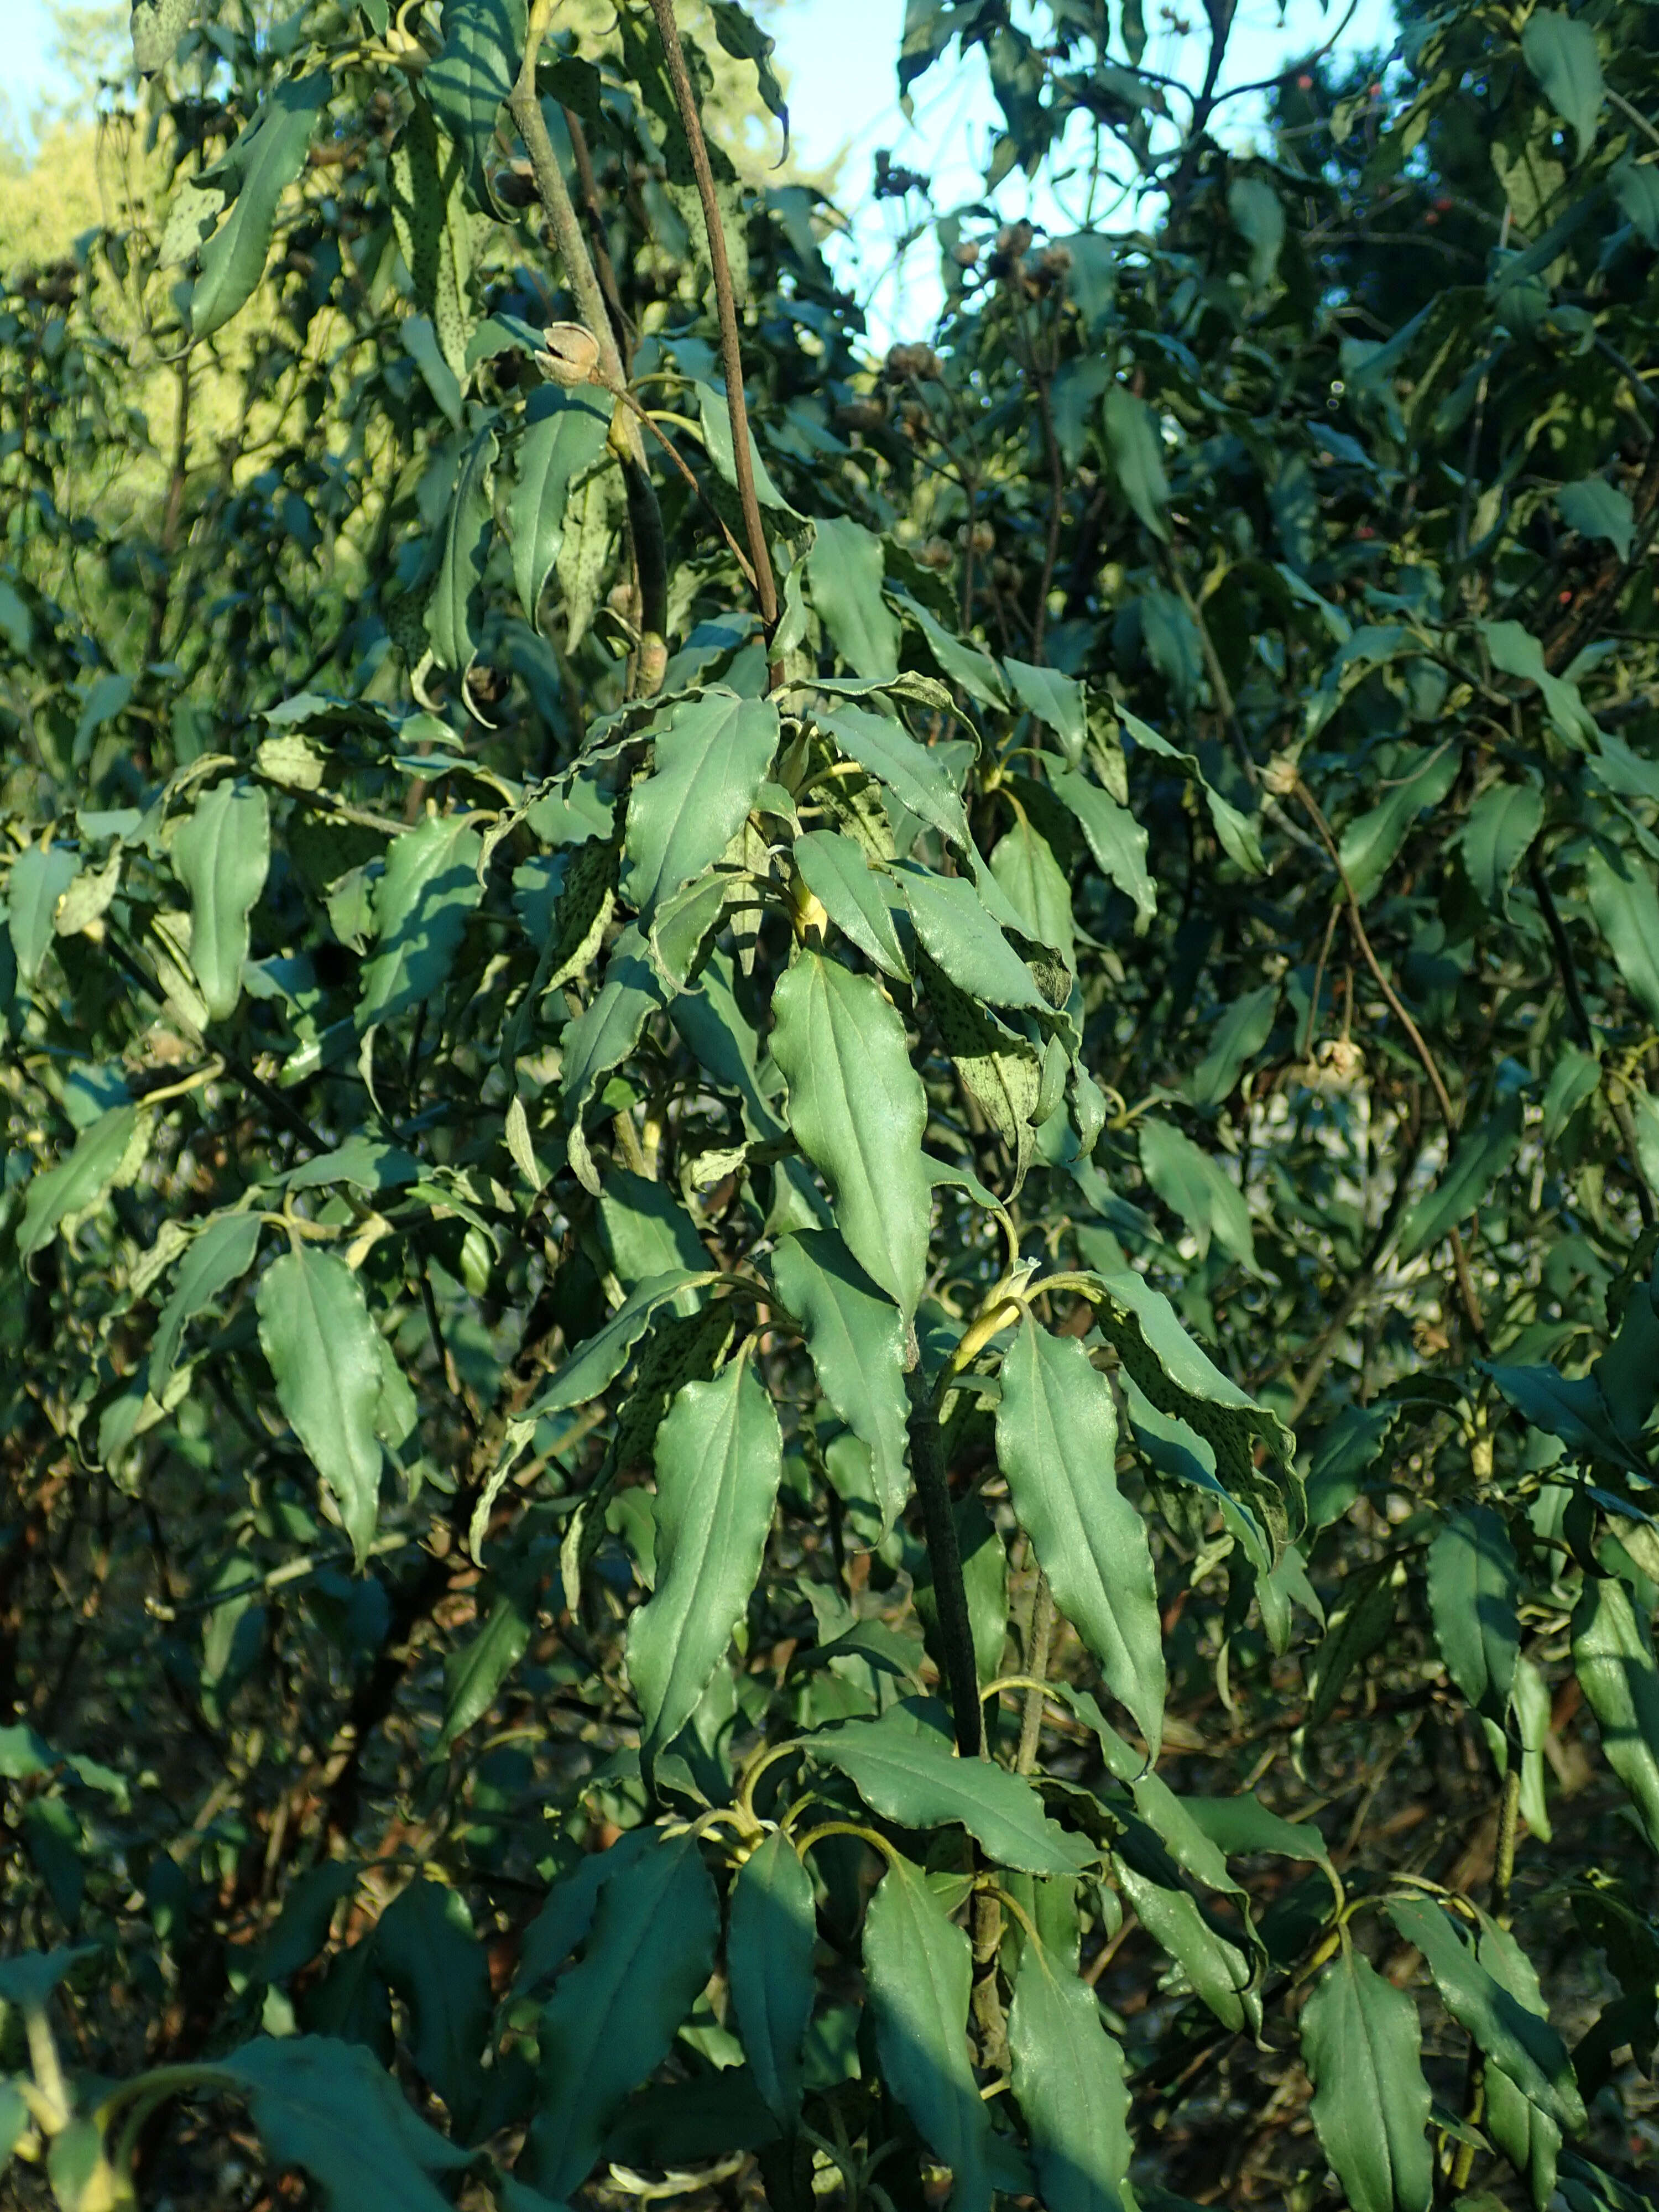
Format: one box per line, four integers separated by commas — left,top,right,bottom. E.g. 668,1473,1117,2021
7,843,77,983
807,515,901,680
1050,769,1156,932
19,1105,145,1261
510,389,612,623
1337,747,1460,904
523,1271,710,1423
1228,174,1285,286
1585,848,1659,1027
863,1853,993,2212
1522,9,1604,160
1102,385,1170,541
728,1829,815,2128
995,1314,1165,1754
1187,985,1277,1113
1180,1793,1330,1863
895,862,1044,1010
437,1588,531,1754
792,830,909,979
1459,782,1543,914
1300,1948,1433,2212
559,926,666,1160
357,812,484,1029
223,2037,471,2212
529,1830,721,2196
255,1249,384,1567
192,74,330,339
770,950,931,1319
1384,1900,1584,2136
709,0,790,141
1120,712,1265,874
1484,621,1598,748
627,1354,782,1765
989,814,1075,964
895,589,1008,707
1397,1081,1524,1262
375,1880,492,2137
693,379,796,512
1005,659,1086,758
1110,1859,1259,2032
818,705,970,850
1556,478,1634,562
1480,1360,1646,1478
771,1228,910,1538
150,1209,263,1386
1426,1505,1521,1723
598,1171,708,1297
1306,1564,1397,1729
1009,1933,1134,2212
426,426,499,672
1139,1119,1258,1273
424,0,525,211
171,779,270,1021
1572,1572,1659,1853
814,1702,1083,1875
622,690,780,917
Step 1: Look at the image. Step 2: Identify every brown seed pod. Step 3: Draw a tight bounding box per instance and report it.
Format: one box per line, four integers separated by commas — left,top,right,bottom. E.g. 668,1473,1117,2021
534,322,603,387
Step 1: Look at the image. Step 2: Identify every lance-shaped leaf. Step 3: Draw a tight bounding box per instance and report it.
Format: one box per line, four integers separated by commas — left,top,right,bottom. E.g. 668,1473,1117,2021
1050,769,1156,932
1139,1118,1258,1273
1397,1079,1524,1262
995,1314,1166,1754
424,0,524,211
1009,1932,1135,2212
1426,1505,1520,1723
728,1829,815,2130
1111,1860,1259,2033
1459,781,1543,914
1522,8,1604,160
793,829,909,979
521,1271,712,1427
1337,745,1459,905
807,515,901,680
989,815,1076,963
818,705,970,849
812,1702,1083,1876
171,779,270,1020
19,1105,145,1261
529,1830,720,2197
1585,848,1659,1028
510,388,612,623
375,1880,492,2138
1384,1900,1584,2137
559,927,665,1161
1573,1571,1659,1852
771,1228,910,1537
192,74,331,339
627,1355,782,1765
256,1248,384,1566
863,1854,992,2212
1301,1947,1432,2212
770,951,930,1319
1102,385,1170,540
150,1209,264,1386
895,862,1045,1010
7,843,77,982
436,1586,531,1754
223,2036,472,2212
426,426,498,672
357,812,483,1029
622,690,780,917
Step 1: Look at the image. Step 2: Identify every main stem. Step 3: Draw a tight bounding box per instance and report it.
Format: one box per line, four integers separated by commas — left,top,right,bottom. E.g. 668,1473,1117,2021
645,0,780,648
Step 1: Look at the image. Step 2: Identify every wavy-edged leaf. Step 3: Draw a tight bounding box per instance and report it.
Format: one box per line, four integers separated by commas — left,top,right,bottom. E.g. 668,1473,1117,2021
771,1227,910,1537
171,779,270,1020
1585,847,1659,1027
622,690,780,917
510,389,612,623
1573,1571,1659,1852
627,1354,782,1765
528,1830,720,2196
1426,1505,1520,1723
1522,8,1604,160
896,861,1044,1009
1102,385,1170,541
150,1209,263,1386
1139,1118,1258,1272
375,1880,492,2138
7,844,77,982
1337,745,1459,905
1459,781,1543,913
425,425,498,672
1050,769,1156,932
818,705,970,849
1009,1932,1135,2212
996,1313,1166,1752
793,828,909,978
1397,1081,1524,1262
1300,1947,1433,2212
192,74,330,339
813,1700,1084,1876
728,1828,815,2129
807,515,900,680
356,811,483,1029
863,1853,992,2212
255,1249,383,1566
223,2037,471,2212
424,0,525,211
19,1105,145,1261
770,950,930,1319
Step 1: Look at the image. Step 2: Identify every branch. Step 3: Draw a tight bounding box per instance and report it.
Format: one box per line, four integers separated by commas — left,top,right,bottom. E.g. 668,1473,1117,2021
644,0,780,653
906,1370,983,1759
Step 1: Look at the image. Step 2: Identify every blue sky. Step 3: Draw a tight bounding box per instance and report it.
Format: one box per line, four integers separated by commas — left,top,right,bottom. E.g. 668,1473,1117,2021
13,0,1397,333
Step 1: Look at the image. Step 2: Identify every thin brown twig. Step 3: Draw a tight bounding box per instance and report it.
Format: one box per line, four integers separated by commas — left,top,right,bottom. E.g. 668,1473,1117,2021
645,0,779,655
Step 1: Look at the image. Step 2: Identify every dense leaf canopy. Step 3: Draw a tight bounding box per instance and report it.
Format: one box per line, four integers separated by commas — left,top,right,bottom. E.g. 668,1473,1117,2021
3,2,1659,2208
